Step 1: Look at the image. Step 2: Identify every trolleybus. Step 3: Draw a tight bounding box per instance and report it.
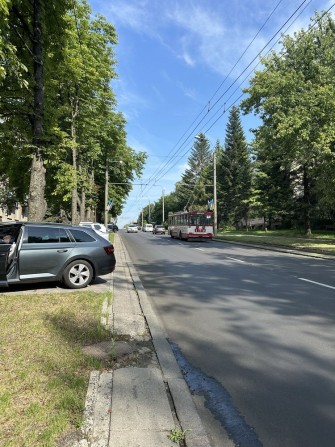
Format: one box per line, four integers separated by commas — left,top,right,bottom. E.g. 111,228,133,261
168,210,213,241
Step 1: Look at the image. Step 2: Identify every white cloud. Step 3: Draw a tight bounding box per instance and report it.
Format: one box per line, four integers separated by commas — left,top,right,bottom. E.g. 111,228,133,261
113,79,149,120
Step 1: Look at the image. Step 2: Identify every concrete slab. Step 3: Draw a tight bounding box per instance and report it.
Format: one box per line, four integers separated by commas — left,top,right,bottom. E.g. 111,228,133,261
110,367,174,431
113,291,142,315
108,430,173,447
113,314,148,340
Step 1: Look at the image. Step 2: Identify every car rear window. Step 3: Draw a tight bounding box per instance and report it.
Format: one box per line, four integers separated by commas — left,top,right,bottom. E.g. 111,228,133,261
26,227,71,243
70,229,96,242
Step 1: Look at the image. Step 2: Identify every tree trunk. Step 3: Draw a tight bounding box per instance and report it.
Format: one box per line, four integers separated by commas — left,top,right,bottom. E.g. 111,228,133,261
29,154,47,220
28,0,47,221
86,171,95,221
70,97,79,224
303,164,312,236
71,142,78,224
80,188,86,222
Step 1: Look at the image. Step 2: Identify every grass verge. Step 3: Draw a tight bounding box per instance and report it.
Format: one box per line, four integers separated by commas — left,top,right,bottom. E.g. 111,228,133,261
216,229,335,256
0,291,114,447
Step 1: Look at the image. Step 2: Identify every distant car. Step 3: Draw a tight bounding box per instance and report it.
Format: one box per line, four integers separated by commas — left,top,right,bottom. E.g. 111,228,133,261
142,224,153,232
153,225,165,235
79,222,109,240
107,224,118,233
127,224,138,233
0,222,116,289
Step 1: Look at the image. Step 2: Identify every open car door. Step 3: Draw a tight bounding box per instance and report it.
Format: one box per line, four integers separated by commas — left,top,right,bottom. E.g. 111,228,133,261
0,244,10,287
0,224,22,288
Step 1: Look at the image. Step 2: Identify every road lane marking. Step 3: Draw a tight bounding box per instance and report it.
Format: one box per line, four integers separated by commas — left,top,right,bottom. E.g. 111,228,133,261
195,248,204,251
226,257,246,263
298,278,335,290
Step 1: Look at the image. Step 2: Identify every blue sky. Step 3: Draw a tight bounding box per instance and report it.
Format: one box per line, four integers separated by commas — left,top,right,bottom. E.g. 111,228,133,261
89,0,331,227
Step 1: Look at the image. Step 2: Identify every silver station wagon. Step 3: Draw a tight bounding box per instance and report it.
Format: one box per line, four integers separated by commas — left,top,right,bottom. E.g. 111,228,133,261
0,222,116,289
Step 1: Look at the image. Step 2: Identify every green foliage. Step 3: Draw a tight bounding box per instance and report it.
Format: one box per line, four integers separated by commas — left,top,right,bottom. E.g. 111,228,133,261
217,106,252,227
175,133,213,211
167,428,189,443
241,11,335,233
0,0,146,221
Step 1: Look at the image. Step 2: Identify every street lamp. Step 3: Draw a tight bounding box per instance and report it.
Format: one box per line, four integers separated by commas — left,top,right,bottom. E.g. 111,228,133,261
105,160,122,227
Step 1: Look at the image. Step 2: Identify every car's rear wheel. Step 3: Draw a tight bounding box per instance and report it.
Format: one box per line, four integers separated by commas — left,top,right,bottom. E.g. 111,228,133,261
62,260,93,289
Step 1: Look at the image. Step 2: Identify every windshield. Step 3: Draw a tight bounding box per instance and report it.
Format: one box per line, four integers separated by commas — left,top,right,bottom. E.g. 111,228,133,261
189,213,212,226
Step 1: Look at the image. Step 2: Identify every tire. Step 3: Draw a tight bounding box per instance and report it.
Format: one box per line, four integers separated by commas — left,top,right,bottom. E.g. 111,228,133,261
62,260,93,289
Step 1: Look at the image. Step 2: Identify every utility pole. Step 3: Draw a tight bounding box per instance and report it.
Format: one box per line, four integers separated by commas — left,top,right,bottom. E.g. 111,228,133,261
162,189,165,224
213,150,217,236
104,160,109,227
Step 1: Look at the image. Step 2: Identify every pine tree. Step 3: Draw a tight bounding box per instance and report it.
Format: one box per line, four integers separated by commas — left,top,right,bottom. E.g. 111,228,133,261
217,106,252,227
175,133,213,211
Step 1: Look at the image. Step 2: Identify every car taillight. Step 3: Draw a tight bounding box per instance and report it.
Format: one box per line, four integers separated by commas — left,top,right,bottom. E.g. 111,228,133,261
104,246,114,255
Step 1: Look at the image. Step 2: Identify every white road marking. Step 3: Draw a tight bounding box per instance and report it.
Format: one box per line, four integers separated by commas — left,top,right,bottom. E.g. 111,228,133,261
195,248,204,251
226,257,246,263
298,278,335,290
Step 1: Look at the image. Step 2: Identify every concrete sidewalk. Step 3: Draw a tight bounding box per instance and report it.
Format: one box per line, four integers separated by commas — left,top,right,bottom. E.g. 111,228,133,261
75,234,211,447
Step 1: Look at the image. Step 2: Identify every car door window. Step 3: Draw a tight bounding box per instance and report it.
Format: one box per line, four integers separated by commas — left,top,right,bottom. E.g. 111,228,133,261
26,227,71,243
70,229,96,242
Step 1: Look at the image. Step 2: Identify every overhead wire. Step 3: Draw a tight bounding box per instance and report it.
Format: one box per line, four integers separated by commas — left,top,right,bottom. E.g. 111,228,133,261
152,0,314,184
127,0,333,217
203,1,335,135
128,0,313,217
139,0,292,191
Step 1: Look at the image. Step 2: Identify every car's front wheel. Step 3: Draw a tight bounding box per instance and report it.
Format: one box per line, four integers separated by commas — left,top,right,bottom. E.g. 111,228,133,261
62,260,93,289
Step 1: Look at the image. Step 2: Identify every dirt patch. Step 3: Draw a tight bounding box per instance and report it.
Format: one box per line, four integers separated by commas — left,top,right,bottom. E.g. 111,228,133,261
82,339,158,368
56,428,84,447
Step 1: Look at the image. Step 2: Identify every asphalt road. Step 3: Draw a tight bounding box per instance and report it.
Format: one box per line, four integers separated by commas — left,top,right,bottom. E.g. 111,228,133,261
120,230,335,447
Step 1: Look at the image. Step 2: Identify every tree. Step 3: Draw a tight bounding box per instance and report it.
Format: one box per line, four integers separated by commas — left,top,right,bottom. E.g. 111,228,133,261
241,12,335,235
1,0,72,220
250,147,295,228
51,2,119,223
217,106,252,227
0,0,145,223
175,133,213,211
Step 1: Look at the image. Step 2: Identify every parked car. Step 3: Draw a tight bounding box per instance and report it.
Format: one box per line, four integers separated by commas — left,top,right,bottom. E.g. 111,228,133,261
79,222,109,240
0,222,116,289
142,224,153,232
127,224,138,233
107,223,118,233
153,225,165,235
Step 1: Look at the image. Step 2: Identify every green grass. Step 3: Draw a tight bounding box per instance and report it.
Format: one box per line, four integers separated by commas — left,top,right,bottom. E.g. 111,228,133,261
0,292,114,447
216,229,335,256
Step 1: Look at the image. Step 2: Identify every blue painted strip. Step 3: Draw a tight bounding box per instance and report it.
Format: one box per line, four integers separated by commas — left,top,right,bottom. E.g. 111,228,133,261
170,341,263,447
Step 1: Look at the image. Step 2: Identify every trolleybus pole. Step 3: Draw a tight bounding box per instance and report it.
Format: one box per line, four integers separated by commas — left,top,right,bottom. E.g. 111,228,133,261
213,150,217,236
